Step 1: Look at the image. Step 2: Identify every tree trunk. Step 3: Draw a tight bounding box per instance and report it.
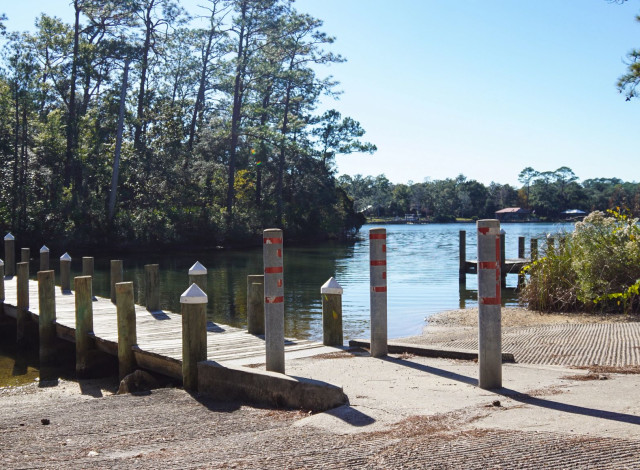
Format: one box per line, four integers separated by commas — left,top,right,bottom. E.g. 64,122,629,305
276,83,292,227
134,0,154,154
108,59,130,222
66,1,80,198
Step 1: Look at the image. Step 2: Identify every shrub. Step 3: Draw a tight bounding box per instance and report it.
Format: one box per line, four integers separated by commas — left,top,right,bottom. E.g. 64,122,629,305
520,209,640,313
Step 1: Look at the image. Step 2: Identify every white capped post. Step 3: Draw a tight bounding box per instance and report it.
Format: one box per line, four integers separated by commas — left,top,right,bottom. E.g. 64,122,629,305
180,283,208,391
4,233,15,277
60,253,72,293
188,261,208,294
40,245,50,271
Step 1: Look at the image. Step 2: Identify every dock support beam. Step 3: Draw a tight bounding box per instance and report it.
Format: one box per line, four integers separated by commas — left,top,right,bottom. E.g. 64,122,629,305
321,277,343,346
4,233,15,277
145,264,160,312
116,282,137,380
459,230,466,283
247,274,265,335
74,276,94,378
370,227,388,358
263,228,285,373
477,219,502,390
40,246,49,271
110,260,123,304
38,270,57,380
16,261,29,344
60,253,72,293
181,284,208,391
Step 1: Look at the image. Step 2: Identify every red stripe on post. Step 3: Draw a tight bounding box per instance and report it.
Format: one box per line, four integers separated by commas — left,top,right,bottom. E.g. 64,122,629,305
264,267,283,274
265,296,284,304
372,286,387,293
263,237,283,244
479,261,497,270
382,244,387,253
478,227,490,235
370,234,386,240
370,260,386,266
480,297,501,305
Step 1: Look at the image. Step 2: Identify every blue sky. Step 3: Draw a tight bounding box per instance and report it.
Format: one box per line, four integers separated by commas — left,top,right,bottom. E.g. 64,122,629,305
2,0,639,186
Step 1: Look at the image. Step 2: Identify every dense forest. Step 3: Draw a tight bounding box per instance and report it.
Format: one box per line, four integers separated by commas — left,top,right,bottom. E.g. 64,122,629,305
0,0,375,250
339,166,640,222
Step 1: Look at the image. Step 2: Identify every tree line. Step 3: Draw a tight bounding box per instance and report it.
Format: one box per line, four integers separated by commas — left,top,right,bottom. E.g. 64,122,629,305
0,0,375,250
339,167,640,221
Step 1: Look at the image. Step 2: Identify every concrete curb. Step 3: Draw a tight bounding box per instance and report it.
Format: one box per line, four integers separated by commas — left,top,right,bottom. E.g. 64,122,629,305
197,360,348,411
348,339,516,363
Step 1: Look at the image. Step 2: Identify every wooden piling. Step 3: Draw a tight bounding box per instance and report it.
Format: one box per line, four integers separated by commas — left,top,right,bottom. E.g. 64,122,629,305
74,276,94,377
21,247,30,263
530,238,538,260
82,257,94,277
181,284,208,391
38,270,57,377
145,264,160,312
188,261,207,294
263,228,285,373
321,277,343,346
60,253,72,292
369,227,388,358
247,274,265,335
518,237,525,259
16,262,29,343
459,230,466,282
4,233,15,277
40,245,50,271
110,260,123,304
0,260,4,310
116,282,137,380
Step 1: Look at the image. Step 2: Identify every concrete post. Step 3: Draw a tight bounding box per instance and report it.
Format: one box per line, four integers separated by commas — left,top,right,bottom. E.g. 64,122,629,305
116,282,137,380
499,229,506,288
518,237,525,259
530,238,538,261
369,227,388,358
74,276,94,377
263,228,285,373
21,247,30,263
4,233,15,277
60,253,72,293
16,261,29,344
180,283,208,391
477,219,502,390
247,274,265,335
38,270,57,379
110,260,123,304
321,277,343,346
144,264,160,312
188,261,207,294
459,230,466,283
40,245,50,271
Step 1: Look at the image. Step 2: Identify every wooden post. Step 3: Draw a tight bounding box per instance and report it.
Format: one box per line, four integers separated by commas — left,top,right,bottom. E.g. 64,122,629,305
16,261,29,344
4,233,15,277
60,253,72,293
145,264,160,312
459,230,466,283
500,229,506,288
74,276,94,377
116,282,137,380
547,236,555,253
477,219,502,390
188,261,208,294
0,259,4,316
369,227,388,358
263,228,285,373
180,284,208,391
518,237,525,259
82,257,94,277
110,260,123,304
321,277,343,346
40,245,50,271
247,274,265,335
38,270,57,379
21,247,30,263
530,238,538,261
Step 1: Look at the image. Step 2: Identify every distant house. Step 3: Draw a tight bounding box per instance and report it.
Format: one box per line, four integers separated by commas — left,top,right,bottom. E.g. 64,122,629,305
495,207,531,222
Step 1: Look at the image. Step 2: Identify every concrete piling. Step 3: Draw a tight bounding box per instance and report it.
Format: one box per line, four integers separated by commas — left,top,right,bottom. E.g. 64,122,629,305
116,282,137,380
16,261,29,344
459,230,466,283
188,261,207,294
321,277,343,347
180,283,208,391
144,264,160,312
38,270,57,379
40,245,50,271
21,247,30,263
4,233,15,277
369,227,388,358
247,274,265,335
477,219,502,390
60,253,72,293
263,228,285,373
74,276,94,377
110,260,123,304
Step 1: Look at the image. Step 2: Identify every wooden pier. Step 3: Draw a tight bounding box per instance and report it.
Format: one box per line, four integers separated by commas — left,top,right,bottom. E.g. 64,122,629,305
1,276,337,380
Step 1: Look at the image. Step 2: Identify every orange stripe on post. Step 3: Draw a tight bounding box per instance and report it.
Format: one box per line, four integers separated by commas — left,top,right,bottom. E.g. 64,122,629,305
480,297,501,305
369,234,386,240
478,261,497,270
263,237,283,244
370,260,386,266
265,296,284,304
264,266,283,274
372,286,387,293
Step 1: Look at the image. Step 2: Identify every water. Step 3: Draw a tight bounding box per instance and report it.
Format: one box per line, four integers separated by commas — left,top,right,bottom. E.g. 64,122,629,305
1,221,573,386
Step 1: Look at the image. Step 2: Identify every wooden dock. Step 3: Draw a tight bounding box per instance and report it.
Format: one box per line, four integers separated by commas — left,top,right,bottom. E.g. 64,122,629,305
1,277,337,380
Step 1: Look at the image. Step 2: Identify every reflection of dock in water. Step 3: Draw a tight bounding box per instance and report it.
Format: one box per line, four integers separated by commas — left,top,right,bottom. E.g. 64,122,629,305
458,283,519,309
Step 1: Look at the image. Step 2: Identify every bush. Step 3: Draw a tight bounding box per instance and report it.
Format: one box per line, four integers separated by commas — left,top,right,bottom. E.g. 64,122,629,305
520,209,640,313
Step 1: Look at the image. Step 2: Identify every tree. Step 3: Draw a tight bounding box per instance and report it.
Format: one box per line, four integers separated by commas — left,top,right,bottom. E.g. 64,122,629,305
517,166,538,208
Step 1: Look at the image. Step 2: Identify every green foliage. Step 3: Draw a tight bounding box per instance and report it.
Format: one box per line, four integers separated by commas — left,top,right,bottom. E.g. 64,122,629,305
520,209,640,313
